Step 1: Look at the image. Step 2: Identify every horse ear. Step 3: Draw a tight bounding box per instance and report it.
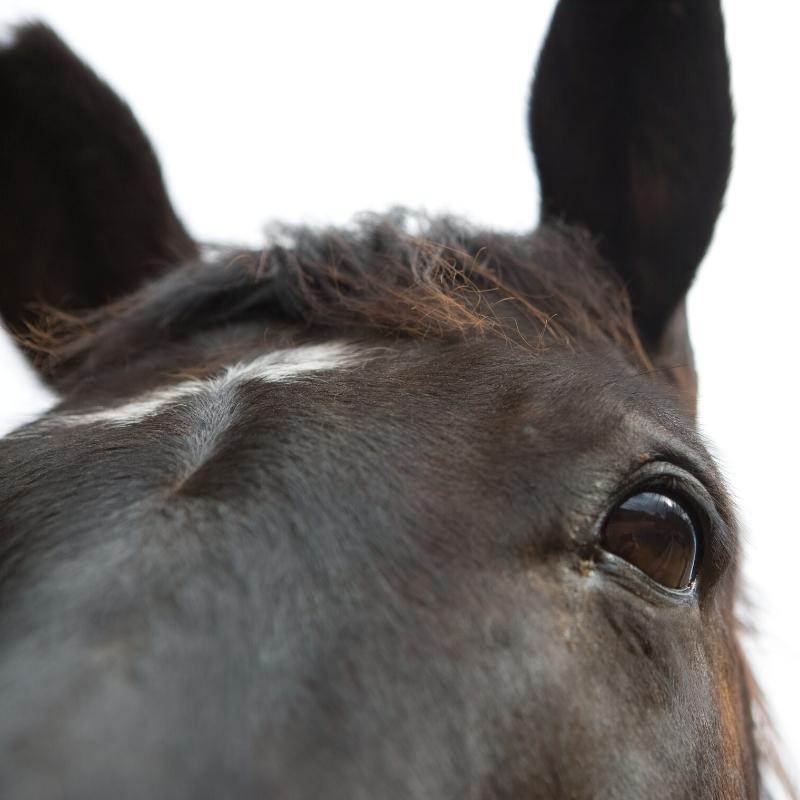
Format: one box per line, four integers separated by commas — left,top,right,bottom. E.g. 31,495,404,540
0,24,196,338
529,0,733,397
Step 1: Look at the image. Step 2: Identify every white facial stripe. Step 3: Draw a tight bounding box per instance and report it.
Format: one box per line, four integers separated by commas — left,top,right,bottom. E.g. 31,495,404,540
56,382,207,427
44,342,362,428
224,344,364,384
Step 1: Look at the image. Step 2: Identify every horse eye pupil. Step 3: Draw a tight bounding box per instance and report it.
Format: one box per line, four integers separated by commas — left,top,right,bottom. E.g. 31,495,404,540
601,492,699,590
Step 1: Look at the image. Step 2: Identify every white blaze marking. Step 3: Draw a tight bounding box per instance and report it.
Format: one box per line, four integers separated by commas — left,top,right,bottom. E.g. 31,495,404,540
37,343,362,428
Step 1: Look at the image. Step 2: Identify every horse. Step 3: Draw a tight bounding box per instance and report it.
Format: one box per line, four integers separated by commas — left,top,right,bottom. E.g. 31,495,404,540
0,1,784,797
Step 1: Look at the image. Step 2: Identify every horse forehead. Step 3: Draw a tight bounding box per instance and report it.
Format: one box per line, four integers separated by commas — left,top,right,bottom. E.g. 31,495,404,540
36,337,644,437
13,337,656,492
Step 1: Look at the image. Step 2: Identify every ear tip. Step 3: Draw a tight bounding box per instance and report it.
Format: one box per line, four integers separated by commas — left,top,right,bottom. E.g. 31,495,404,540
0,22,80,80
1,21,61,52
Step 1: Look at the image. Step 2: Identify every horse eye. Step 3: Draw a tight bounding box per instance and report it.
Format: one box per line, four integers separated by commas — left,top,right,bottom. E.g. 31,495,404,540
601,492,700,590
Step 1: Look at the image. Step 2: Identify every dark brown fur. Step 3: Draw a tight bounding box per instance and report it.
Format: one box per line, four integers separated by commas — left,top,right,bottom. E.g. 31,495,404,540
1,3,790,797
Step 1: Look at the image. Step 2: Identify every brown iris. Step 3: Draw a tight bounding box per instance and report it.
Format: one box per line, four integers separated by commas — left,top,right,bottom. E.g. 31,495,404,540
601,492,700,590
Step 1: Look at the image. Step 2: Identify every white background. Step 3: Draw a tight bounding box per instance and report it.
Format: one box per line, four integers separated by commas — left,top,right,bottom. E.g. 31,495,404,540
2,0,798,788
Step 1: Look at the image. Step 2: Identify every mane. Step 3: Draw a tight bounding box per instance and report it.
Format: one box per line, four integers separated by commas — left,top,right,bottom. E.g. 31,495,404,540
25,211,650,386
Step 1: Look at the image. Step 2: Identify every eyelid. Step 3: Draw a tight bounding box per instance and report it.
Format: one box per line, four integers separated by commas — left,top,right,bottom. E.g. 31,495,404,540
594,548,700,605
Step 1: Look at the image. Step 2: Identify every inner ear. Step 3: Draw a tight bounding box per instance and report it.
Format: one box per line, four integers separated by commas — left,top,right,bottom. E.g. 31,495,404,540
0,24,196,340
529,0,733,360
